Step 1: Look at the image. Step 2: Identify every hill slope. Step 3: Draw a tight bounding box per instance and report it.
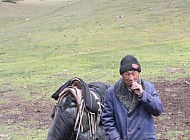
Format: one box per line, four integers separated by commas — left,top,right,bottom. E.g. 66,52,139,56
0,0,190,139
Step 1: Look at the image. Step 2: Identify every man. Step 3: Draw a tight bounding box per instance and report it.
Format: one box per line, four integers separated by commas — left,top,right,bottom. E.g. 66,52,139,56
102,55,163,140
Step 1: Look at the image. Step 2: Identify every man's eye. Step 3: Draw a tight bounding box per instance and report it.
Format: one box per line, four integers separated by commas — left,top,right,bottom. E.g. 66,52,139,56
125,73,129,76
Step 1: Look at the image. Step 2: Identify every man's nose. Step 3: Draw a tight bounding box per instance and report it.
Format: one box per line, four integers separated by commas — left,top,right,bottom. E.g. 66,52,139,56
129,74,134,80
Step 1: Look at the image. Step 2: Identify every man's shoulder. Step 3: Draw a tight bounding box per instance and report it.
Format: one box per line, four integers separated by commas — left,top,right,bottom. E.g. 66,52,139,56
106,85,114,92
141,79,156,91
105,85,116,96
141,79,154,85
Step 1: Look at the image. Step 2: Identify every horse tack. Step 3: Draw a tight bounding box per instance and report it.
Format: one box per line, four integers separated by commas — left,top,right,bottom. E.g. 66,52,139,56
55,85,85,140
74,90,104,140
74,98,85,139
53,84,83,121
49,78,108,140
56,85,103,140
57,86,83,109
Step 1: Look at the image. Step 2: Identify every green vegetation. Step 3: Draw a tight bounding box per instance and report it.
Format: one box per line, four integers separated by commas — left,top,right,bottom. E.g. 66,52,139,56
0,0,190,139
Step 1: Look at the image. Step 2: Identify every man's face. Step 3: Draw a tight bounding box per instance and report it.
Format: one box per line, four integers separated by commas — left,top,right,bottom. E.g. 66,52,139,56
122,70,140,87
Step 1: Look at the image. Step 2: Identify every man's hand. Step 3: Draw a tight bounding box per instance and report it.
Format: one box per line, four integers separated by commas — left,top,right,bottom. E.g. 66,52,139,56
131,81,143,97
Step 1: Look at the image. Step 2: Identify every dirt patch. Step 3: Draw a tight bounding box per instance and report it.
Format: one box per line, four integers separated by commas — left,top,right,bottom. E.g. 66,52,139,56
0,78,190,139
154,78,190,139
0,92,52,130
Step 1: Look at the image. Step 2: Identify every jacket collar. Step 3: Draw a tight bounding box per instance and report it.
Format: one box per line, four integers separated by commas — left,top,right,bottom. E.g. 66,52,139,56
114,78,143,113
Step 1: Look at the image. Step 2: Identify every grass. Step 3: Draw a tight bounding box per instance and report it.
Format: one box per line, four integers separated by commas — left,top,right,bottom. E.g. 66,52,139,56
0,0,190,139
0,124,47,140
161,130,190,140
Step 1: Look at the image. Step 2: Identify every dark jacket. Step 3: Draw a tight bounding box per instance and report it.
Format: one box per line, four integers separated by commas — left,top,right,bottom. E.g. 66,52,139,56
102,80,163,140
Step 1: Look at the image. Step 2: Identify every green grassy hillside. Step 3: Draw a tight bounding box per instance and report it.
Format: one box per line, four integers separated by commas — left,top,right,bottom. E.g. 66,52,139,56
0,0,190,139
1,0,190,86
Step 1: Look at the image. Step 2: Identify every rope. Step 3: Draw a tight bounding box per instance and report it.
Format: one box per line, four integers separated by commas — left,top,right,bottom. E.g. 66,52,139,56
74,99,85,140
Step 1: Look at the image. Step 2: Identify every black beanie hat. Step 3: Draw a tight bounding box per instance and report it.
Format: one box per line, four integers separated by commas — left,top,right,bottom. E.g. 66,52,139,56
119,55,141,75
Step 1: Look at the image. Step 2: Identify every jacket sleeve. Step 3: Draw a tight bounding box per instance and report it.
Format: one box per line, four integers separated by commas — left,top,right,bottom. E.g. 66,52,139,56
139,82,164,116
102,89,121,140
